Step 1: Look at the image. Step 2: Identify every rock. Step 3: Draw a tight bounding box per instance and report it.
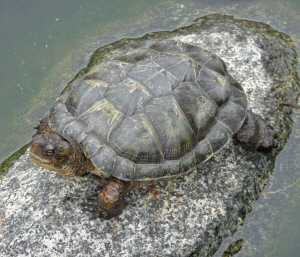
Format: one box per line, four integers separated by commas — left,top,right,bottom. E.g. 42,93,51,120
0,14,298,257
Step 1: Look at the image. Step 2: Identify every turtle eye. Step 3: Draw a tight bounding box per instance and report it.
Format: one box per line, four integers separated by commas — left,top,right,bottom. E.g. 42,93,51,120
46,149,55,156
43,145,57,157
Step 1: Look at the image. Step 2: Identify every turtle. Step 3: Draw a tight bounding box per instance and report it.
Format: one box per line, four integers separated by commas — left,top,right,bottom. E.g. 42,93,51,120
30,39,277,217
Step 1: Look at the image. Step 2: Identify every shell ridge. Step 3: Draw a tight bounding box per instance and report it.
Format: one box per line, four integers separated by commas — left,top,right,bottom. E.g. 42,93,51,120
125,76,153,97
215,118,234,134
77,99,107,118
152,58,182,84
171,90,197,136
140,113,165,161
106,113,126,143
194,81,219,106
228,96,248,111
204,138,214,159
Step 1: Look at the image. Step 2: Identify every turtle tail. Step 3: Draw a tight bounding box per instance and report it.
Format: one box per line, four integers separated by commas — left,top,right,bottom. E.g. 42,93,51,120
234,111,278,150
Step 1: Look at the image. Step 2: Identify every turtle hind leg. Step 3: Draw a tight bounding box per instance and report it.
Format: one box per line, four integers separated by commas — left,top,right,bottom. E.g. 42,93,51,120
234,111,278,150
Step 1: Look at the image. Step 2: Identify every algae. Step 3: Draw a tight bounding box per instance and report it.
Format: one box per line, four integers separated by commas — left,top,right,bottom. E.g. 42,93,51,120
0,143,31,178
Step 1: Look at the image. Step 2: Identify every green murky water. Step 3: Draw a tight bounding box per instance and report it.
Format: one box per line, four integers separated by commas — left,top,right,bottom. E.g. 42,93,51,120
0,0,299,256
0,0,168,162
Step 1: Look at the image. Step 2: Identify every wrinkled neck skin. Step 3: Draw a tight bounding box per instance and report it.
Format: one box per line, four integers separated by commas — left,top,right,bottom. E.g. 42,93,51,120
59,134,93,177
30,118,93,177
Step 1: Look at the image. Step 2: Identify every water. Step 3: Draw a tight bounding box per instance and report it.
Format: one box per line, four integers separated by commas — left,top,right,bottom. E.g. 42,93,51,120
0,0,299,256
0,0,167,162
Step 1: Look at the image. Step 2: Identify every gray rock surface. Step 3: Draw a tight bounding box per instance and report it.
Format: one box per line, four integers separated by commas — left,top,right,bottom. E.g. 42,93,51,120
0,15,298,257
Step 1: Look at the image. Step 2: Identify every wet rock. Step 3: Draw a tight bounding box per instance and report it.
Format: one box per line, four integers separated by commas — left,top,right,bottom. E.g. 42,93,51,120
0,14,298,257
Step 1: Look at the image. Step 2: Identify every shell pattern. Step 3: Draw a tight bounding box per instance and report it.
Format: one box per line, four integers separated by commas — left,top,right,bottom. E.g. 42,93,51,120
48,40,247,181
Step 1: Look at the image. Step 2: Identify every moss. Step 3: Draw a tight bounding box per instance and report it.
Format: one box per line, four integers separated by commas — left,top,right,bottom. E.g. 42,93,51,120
222,239,245,257
0,143,31,178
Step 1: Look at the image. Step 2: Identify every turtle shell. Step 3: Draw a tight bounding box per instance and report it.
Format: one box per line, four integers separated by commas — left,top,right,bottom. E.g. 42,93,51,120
48,40,247,181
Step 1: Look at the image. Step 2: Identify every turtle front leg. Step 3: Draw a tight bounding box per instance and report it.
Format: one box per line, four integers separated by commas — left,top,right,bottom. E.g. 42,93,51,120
97,180,128,217
82,180,128,218
83,180,144,218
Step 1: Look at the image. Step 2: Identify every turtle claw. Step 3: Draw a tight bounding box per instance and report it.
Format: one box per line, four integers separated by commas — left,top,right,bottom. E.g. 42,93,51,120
81,195,101,214
81,194,117,220
98,212,114,220
89,211,110,220
86,195,98,203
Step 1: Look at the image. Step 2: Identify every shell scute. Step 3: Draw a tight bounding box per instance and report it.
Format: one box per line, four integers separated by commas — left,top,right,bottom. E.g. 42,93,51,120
196,67,231,106
66,80,108,116
108,114,164,163
79,99,125,143
81,133,105,158
173,81,218,139
127,61,179,97
149,40,185,53
90,146,116,175
154,53,199,83
144,95,196,160
103,77,152,116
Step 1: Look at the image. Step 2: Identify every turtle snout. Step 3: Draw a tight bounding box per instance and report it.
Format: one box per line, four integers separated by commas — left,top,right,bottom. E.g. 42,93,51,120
32,134,47,146
30,134,58,161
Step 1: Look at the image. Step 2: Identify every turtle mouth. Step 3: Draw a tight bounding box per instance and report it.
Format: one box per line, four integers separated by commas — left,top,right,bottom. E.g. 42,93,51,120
29,151,51,165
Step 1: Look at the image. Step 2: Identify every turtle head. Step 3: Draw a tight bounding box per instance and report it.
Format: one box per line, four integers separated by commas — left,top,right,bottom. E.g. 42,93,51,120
30,121,91,177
